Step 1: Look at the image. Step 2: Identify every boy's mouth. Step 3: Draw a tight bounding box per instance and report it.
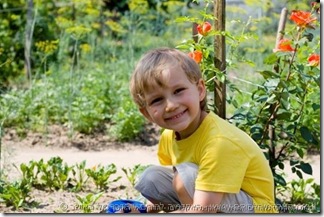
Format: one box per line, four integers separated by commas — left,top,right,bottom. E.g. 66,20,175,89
165,109,187,121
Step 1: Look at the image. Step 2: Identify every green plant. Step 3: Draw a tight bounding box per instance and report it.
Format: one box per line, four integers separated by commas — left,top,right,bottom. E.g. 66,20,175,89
0,1,26,89
16,157,73,191
234,6,320,192
277,178,320,213
121,164,150,187
289,178,319,205
85,163,121,191
75,192,104,213
35,157,72,191
19,160,41,189
108,98,145,141
70,160,89,192
0,180,32,210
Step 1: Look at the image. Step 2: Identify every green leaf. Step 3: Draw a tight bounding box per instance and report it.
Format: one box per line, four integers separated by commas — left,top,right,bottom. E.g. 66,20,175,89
250,126,263,140
300,126,314,143
276,111,291,120
296,149,304,158
264,78,280,89
278,80,288,89
274,174,286,186
296,170,303,179
265,94,277,104
280,97,290,110
254,94,268,103
263,53,278,65
175,16,193,23
305,178,314,184
258,70,280,79
290,159,299,166
312,103,320,111
75,194,83,202
295,37,309,46
278,162,284,170
300,162,313,175
20,164,27,173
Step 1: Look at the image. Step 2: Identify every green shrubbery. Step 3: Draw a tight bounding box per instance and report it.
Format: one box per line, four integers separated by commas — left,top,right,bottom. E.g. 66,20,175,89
0,0,189,140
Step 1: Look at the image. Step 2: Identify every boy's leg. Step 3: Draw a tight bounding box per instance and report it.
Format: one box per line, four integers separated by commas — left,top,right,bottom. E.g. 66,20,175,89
173,169,193,205
175,162,254,213
134,165,181,212
218,191,254,213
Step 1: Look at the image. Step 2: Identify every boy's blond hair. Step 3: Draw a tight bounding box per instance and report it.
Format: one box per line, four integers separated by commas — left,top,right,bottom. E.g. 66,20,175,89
130,47,207,111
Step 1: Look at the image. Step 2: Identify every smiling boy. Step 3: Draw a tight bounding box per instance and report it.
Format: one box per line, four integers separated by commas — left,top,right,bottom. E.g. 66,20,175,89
129,47,278,213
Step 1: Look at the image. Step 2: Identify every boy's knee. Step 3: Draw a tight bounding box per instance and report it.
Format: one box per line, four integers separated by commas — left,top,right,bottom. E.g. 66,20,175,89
135,165,181,206
137,165,160,184
136,165,171,188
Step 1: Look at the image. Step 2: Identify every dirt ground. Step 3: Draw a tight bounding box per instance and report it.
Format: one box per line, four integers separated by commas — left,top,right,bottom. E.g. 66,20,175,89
0,125,320,213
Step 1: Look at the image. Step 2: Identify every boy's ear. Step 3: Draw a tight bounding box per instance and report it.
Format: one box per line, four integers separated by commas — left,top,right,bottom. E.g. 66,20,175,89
197,78,207,100
139,107,153,122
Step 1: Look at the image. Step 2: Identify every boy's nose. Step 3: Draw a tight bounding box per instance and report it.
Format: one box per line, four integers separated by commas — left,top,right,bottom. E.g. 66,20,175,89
165,98,178,112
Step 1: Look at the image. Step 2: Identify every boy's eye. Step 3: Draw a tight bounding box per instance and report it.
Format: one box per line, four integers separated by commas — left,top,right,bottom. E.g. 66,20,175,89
174,88,185,94
150,97,162,105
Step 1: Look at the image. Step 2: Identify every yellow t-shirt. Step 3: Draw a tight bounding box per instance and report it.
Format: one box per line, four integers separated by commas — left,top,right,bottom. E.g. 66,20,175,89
157,111,278,213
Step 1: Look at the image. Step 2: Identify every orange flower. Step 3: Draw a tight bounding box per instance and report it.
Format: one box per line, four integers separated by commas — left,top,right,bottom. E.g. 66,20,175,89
308,53,320,67
290,10,317,29
197,21,212,36
188,50,203,63
273,39,295,52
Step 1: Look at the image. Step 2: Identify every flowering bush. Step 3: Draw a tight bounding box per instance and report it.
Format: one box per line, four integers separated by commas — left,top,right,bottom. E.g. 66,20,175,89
178,0,320,213
248,5,320,206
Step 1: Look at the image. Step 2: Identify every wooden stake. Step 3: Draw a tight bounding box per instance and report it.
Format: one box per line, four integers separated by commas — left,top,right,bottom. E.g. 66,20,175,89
213,0,226,119
275,8,288,49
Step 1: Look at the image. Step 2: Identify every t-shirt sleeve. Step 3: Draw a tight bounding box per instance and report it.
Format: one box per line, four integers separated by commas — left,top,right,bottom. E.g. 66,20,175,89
195,137,250,193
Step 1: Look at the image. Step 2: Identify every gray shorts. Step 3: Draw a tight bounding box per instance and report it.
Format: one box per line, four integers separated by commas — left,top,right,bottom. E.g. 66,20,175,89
135,162,254,213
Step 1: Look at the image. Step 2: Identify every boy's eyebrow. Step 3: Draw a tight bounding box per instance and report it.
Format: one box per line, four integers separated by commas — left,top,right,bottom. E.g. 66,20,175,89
144,87,161,98
144,77,166,90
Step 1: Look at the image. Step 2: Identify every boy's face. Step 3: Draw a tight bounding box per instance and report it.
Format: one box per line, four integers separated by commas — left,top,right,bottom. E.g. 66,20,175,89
140,65,206,139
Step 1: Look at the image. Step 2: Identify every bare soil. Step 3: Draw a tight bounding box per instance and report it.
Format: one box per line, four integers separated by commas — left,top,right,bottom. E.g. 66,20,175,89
0,125,320,213
0,125,160,213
